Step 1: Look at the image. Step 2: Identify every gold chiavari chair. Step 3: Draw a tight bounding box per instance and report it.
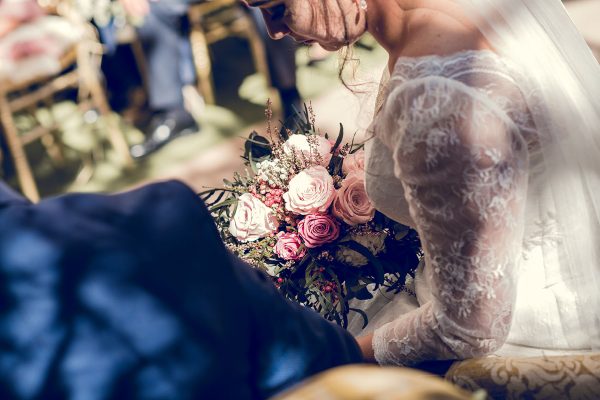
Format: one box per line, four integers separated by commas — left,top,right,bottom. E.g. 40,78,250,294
188,0,272,105
0,0,132,201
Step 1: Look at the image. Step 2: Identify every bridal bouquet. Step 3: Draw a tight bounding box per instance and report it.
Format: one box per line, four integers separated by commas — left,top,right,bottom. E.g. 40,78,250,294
201,104,421,327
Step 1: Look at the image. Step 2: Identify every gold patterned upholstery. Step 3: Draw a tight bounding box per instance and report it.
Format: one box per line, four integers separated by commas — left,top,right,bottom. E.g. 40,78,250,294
271,354,600,400
445,354,600,399
272,365,484,400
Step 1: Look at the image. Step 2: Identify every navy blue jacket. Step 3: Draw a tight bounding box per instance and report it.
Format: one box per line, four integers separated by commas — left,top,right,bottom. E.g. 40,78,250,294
0,181,361,400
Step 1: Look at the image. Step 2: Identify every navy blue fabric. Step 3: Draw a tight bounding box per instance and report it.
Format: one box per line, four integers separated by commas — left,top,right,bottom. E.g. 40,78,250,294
0,181,361,400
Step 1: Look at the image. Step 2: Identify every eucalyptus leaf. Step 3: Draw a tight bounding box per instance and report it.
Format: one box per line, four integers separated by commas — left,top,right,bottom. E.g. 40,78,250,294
209,198,238,212
248,149,258,174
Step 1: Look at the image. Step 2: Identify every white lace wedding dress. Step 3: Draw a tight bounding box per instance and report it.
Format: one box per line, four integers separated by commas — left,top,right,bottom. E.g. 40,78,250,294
348,49,594,366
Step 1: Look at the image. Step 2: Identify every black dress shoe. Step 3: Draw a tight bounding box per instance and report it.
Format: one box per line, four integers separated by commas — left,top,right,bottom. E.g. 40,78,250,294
130,109,199,159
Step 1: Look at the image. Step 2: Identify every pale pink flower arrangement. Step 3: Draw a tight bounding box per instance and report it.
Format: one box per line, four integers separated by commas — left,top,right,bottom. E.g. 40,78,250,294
202,103,421,326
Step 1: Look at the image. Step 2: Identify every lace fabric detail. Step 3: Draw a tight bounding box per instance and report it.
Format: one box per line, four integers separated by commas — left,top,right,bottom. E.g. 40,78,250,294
521,212,562,260
369,50,532,366
390,51,537,137
391,50,523,84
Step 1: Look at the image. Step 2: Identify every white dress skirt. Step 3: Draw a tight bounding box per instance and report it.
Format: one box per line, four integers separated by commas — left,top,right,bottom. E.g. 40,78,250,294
348,50,594,366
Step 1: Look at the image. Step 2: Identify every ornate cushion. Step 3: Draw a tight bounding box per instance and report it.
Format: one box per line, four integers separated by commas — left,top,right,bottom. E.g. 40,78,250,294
445,354,600,399
272,365,482,400
0,16,81,86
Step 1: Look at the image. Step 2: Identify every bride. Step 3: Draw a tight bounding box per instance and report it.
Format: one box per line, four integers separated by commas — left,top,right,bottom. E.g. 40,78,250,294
247,0,600,365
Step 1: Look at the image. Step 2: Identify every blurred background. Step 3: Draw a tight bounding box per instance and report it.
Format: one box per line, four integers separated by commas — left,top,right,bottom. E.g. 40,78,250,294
0,0,598,201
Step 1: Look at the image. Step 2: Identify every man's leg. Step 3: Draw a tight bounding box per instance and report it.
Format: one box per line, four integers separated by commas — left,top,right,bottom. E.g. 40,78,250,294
98,21,143,113
269,37,303,123
130,2,199,159
248,8,302,123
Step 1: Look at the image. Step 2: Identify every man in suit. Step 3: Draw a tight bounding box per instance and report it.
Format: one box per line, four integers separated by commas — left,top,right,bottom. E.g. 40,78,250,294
0,180,361,399
114,0,200,159
246,7,303,123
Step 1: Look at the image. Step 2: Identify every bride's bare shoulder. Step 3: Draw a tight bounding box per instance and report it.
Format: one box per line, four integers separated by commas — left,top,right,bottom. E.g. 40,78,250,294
392,5,492,61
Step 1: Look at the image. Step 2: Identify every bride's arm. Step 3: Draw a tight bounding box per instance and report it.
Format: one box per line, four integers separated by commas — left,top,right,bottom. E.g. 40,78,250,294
370,77,529,366
357,333,376,362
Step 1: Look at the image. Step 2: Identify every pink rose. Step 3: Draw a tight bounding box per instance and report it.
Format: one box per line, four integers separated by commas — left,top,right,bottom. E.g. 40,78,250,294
298,214,340,248
283,166,336,215
332,172,375,225
283,134,333,166
274,232,306,261
229,193,278,242
342,150,365,175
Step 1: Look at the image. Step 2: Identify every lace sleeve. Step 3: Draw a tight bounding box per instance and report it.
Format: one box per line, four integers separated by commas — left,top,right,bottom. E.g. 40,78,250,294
371,76,529,366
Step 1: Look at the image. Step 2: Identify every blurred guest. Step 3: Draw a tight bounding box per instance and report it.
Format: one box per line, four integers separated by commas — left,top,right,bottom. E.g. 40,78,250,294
0,0,79,176
0,179,361,399
247,7,302,124
96,22,145,117
111,0,200,159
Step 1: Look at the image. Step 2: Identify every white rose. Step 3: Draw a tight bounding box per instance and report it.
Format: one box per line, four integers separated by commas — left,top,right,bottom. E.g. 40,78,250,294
229,193,278,242
336,231,387,267
283,134,333,166
283,166,336,215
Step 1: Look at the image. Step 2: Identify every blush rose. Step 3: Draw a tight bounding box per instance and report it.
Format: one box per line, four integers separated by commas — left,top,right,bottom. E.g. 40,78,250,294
297,214,340,248
342,149,365,175
229,193,278,242
332,171,375,225
274,232,306,261
283,166,336,215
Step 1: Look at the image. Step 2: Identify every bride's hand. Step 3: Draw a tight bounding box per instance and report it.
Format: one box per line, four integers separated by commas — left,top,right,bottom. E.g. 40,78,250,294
356,334,376,363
